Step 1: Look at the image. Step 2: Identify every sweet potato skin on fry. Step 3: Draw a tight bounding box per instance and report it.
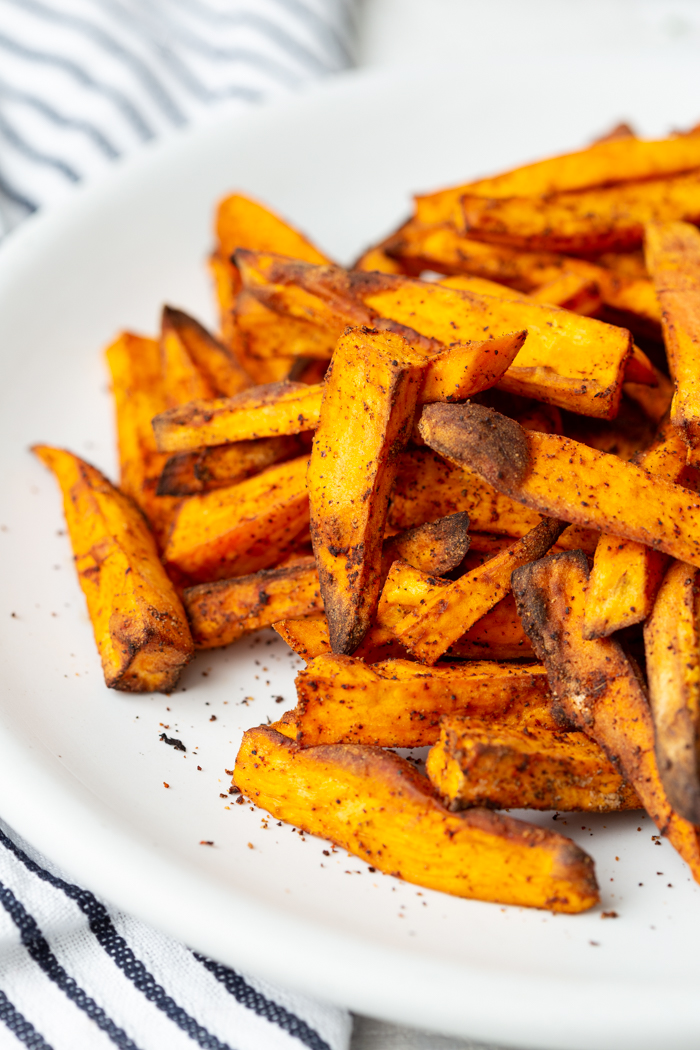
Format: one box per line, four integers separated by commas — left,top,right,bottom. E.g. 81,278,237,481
293,654,554,748
512,550,700,881
34,446,193,692
164,455,310,584
419,402,700,569
426,717,641,812
644,560,700,824
380,511,470,578
156,436,302,496
233,724,599,912
308,328,425,654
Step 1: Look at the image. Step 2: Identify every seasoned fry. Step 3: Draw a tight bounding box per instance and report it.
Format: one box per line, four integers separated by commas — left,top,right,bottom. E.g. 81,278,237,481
34,446,193,691
152,381,323,453
380,511,470,578
426,717,641,812
413,134,700,225
164,455,310,583
233,724,599,912
237,253,634,418
513,550,700,881
104,331,179,549
273,614,330,661
644,559,700,823
645,221,700,464
419,401,700,568
184,556,322,648
208,251,240,350
215,192,329,266
392,517,565,664
161,306,250,399
462,171,700,254
293,653,553,747
156,435,303,496
308,328,425,653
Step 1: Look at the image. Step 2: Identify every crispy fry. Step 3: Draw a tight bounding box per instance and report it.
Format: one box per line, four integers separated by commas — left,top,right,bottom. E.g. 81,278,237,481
273,614,329,661
104,331,179,549
164,455,310,583
152,381,323,453
413,134,700,225
215,192,329,266
34,446,193,692
393,518,564,664
233,724,598,912
462,171,700,254
208,251,240,351
353,245,407,274
235,289,337,361
156,436,303,496
419,401,700,568
381,511,470,578
512,550,700,881
161,306,250,399
309,328,426,653
184,556,322,648
237,253,633,418
645,221,700,464
644,559,700,823
293,653,554,747
427,717,641,812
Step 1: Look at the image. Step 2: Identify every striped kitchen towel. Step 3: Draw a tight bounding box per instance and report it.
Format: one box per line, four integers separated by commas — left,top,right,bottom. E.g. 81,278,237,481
0,818,352,1050
0,0,355,237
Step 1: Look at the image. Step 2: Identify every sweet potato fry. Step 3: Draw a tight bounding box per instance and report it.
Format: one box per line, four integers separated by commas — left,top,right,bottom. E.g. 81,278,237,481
273,614,330,661
161,306,250,400
152,381,323,453
308,328,426,653
645,221,700,464
413,133,700,225
426,717,641,812
156,436,303,496
644,559,700,823
34,446,193,691
393,518,565,664
215,192,329,267
419,401,700,569
233,724,598,912
380,511,470,578
104,331,179,549
164,455,310,583
584,422,696,638
208,251,240,350
235,289,337,362
293,653,554,747
184,556,322,648
237,253,633,418
512,550,700,881
462,171,700,254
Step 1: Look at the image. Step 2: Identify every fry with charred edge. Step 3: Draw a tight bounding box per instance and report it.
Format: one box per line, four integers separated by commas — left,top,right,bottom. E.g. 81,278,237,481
156,436,303,496
292,653,555,747
584,423,697,638
184,556,322,648
236,253,633,419
419,401,700,569
461,171,700,255
186,516,469,649
161,306,250,399
233,725,599,912
512,550,700,881
412,133,700,225
33,446,193,692
393,517,565,664
164,455,310,584
152,381,323,453
644,560,700,824
308,328,426,654
426,717,641,812
645,221,700,464
104,331,179,549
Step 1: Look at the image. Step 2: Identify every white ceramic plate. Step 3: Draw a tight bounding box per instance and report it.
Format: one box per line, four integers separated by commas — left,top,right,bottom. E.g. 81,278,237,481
3,60,700,1050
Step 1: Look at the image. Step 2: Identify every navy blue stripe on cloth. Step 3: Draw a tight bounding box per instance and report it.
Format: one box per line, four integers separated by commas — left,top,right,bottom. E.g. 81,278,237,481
0,877,142,1050
0,828,240,1050
0,169,37,214
0,77,120,159
0,989,55,1050
0,30,155,141
0,109,80,182
194,955,332,1050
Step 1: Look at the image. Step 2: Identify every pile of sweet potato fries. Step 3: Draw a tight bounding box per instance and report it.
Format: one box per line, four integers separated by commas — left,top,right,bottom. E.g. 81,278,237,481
35,121,700,914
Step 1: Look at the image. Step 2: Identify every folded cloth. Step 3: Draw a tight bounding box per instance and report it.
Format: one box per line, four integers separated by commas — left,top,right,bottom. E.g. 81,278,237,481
0,0,355,237
0,818,352,1050
0,2,354,1046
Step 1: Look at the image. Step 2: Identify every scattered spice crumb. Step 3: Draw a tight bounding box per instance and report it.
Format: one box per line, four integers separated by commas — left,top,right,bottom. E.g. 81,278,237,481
247,842,254,850
209,715,217,722
235,796,245,806
228,785,239,795
163,782,170,789
160,733,186,752
200,840,214,846
197,766,202,771
589,941,600,947
225,769,234,776
601,911,618,919
219,793,227,799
